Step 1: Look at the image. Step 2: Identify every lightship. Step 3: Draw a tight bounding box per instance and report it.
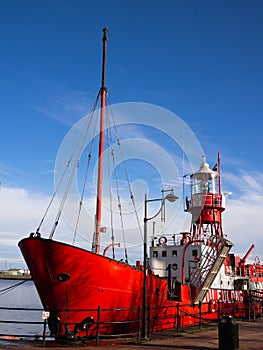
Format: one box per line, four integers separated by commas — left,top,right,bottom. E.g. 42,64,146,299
19,28,263,340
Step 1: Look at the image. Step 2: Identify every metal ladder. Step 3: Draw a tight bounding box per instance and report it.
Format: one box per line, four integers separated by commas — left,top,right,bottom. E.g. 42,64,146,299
190,237,233,304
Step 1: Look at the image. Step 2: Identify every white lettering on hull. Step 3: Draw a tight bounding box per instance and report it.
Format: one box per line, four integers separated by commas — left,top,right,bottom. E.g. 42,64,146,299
205,289,244,302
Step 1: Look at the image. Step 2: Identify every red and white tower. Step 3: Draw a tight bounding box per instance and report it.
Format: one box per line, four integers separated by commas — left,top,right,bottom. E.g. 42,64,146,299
186,154,225,241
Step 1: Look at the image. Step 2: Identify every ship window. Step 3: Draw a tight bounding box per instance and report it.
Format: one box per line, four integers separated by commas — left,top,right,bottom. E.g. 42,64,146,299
172,250,177,257
153,251,158,257
162,251,167,257
192,249,198,257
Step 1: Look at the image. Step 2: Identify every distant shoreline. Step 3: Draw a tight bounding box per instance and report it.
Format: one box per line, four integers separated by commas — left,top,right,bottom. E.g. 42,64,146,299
0,274,32,280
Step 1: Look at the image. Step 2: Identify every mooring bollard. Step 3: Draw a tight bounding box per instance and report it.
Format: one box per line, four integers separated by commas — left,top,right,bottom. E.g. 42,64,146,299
218,315,239,350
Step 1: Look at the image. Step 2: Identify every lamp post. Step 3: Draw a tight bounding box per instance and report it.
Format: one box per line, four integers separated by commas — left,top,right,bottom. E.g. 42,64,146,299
142,189,178,339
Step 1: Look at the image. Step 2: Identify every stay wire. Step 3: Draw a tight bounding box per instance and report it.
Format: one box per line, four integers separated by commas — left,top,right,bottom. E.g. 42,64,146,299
105,105,116,259
72,107,100,245
107,97,143,241
106,105,128,263
37,94,101,236
49,93,101,239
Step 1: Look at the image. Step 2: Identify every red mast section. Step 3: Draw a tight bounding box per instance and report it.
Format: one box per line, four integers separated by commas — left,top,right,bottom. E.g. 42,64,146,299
93,28,108,254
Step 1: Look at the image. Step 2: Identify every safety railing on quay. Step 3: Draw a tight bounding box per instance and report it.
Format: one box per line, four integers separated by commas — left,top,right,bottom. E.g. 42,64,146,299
0,298,262,346
0,305,47,341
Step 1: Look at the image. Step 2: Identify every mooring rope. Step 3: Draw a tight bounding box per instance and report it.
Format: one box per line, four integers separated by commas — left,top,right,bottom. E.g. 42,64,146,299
0,279,28,295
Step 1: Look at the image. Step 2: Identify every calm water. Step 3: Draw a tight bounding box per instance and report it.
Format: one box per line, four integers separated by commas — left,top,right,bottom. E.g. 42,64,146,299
0,279,43,337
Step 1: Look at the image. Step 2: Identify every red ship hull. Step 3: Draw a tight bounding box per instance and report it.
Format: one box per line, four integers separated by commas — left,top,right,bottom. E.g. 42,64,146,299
18,237,180,337
19,236,261,339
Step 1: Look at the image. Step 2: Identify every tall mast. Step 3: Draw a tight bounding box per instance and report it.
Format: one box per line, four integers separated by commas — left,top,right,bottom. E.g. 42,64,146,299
93,28,108,254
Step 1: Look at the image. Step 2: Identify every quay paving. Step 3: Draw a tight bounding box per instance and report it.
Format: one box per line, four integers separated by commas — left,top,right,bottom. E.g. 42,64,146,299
1,320,263,349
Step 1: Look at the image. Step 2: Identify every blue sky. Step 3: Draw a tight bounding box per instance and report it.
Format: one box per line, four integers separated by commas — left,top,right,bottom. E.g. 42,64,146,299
0,0,263,267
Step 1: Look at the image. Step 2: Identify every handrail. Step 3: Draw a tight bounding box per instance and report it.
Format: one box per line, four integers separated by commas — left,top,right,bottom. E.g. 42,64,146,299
0,297,261,344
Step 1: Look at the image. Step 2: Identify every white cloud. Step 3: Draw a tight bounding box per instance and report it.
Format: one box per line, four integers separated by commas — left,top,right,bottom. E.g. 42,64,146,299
223,170,263,262
1,167,263,269
0,187,49,267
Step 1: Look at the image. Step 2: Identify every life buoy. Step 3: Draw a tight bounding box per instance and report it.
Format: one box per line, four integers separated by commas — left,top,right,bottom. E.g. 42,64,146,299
171,263,178,271
158,236,167,245
225,265,231,274
209,299,217,313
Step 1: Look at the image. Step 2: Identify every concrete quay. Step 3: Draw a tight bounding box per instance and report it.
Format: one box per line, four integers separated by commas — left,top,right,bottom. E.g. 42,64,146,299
1,320,263,349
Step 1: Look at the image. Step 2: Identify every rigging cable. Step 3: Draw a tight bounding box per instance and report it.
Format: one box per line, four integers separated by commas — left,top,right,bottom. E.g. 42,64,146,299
106,103,128,263
72,152,91,246
0,280,28,296
106,111,116,259
37,94,100,237
107,97,143,242
36,157,72,235
49,93,101,239
72,104,100,245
